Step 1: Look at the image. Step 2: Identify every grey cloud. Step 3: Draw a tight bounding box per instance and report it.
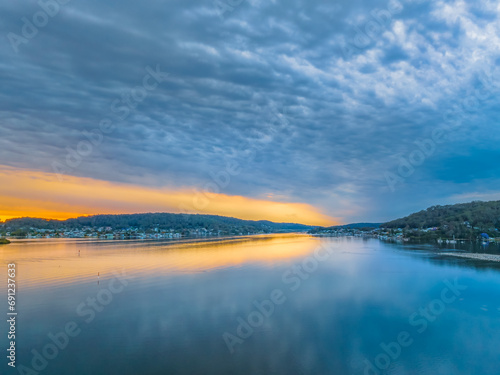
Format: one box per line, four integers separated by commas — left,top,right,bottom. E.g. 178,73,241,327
1,0,500,222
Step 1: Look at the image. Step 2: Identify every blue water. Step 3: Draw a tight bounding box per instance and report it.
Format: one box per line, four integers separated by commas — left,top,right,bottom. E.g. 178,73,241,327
1,235,499,374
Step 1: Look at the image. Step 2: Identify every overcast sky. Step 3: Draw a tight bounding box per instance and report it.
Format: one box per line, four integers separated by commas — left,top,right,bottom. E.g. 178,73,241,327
1,0,499,223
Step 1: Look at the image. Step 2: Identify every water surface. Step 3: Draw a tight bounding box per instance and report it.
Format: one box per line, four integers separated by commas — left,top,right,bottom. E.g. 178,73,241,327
1,235,500,374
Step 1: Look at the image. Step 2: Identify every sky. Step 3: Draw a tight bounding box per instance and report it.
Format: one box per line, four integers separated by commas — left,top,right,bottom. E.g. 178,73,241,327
1,0,499,225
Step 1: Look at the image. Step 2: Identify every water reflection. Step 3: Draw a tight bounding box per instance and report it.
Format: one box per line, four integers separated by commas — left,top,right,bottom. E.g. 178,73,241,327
1,236,499,375
0,234,319,291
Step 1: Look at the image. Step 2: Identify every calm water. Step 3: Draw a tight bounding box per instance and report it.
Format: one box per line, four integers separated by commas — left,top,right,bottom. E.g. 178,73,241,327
1,235,500,375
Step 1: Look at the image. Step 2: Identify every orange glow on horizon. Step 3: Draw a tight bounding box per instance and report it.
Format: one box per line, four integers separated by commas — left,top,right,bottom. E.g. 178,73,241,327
0,166,339,226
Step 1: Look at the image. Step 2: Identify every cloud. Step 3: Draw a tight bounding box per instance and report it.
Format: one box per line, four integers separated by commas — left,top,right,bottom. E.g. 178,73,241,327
1,0,499,223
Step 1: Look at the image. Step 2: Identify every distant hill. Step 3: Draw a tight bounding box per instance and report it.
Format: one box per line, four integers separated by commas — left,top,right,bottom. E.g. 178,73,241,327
308,222,380,234
382,200,500,238
0,213,313,236
335,223,381,229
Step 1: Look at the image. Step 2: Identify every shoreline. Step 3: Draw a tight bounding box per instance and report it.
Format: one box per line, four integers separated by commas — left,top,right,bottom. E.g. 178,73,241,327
440,252,500,262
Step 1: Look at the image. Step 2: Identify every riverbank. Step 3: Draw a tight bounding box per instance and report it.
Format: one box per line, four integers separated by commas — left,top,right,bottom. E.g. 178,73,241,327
441,252,500,262
0,238,10,245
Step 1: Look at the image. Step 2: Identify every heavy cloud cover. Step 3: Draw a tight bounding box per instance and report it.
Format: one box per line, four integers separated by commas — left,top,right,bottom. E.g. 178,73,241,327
1,0,499,222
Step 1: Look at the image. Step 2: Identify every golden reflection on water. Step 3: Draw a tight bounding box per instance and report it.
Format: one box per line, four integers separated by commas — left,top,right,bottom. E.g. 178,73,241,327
0,234,320,290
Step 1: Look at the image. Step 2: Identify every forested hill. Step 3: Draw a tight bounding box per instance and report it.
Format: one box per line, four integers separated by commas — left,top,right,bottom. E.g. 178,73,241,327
382,200,500,232
0,213,313,234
